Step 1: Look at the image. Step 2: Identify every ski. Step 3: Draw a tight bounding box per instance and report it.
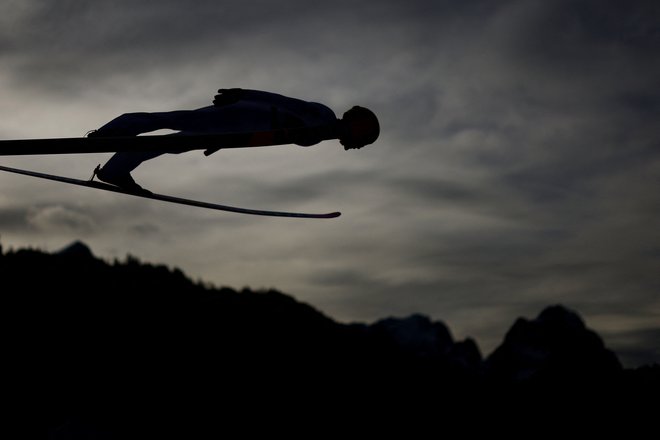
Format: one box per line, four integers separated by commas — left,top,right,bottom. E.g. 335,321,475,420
0,164,340,219
0,128,335,156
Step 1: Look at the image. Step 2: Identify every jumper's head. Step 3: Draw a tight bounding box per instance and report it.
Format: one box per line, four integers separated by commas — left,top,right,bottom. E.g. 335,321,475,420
339,106,380,150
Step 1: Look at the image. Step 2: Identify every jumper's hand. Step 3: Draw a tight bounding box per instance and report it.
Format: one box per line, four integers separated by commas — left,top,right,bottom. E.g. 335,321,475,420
213,88,244,107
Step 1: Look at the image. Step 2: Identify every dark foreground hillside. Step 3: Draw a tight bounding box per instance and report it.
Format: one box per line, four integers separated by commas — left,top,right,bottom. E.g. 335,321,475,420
1,242,657,435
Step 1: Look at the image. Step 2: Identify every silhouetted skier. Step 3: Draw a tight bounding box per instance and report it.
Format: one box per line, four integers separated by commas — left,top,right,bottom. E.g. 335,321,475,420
89,88,380,191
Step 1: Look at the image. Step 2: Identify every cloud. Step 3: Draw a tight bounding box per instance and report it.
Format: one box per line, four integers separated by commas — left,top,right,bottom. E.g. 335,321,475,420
0,206,34,232
26,205,96,232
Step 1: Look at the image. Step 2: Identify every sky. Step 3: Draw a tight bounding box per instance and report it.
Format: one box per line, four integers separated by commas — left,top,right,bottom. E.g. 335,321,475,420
0,0,658,366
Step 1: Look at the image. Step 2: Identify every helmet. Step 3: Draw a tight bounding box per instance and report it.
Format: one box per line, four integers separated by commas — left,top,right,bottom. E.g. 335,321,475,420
340,106,380,150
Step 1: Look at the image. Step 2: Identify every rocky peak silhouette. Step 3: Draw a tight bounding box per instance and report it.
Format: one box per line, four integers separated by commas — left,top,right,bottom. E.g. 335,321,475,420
485,304,622,385
370,313,454,358
56,240,95,258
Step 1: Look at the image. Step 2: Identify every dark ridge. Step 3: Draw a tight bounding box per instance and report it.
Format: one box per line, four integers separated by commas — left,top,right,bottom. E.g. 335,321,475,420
1,241,656,435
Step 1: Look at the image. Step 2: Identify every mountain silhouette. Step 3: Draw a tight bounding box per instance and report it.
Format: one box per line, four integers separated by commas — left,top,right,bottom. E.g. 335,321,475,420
1,241,656,436
485,305,623,385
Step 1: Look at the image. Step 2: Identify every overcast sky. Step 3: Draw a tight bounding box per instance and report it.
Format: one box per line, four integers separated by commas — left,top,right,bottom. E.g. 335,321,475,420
1,0,658,366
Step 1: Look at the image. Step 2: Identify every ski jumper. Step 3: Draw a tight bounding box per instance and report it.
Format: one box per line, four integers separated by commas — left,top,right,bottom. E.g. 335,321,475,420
94,90,338,179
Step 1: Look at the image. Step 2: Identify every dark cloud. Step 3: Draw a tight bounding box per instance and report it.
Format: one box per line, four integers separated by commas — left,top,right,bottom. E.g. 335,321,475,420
307,268,378,290
1,203,96,235
129,223,161,237
0,206,32,231
26,205,96,232
511,1,660,60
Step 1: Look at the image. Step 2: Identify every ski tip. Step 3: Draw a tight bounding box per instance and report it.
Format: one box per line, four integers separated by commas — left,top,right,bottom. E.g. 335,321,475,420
326,211,341,218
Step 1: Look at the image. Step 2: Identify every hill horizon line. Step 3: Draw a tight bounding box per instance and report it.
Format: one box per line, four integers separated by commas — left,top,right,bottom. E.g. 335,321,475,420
3,239,658,372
